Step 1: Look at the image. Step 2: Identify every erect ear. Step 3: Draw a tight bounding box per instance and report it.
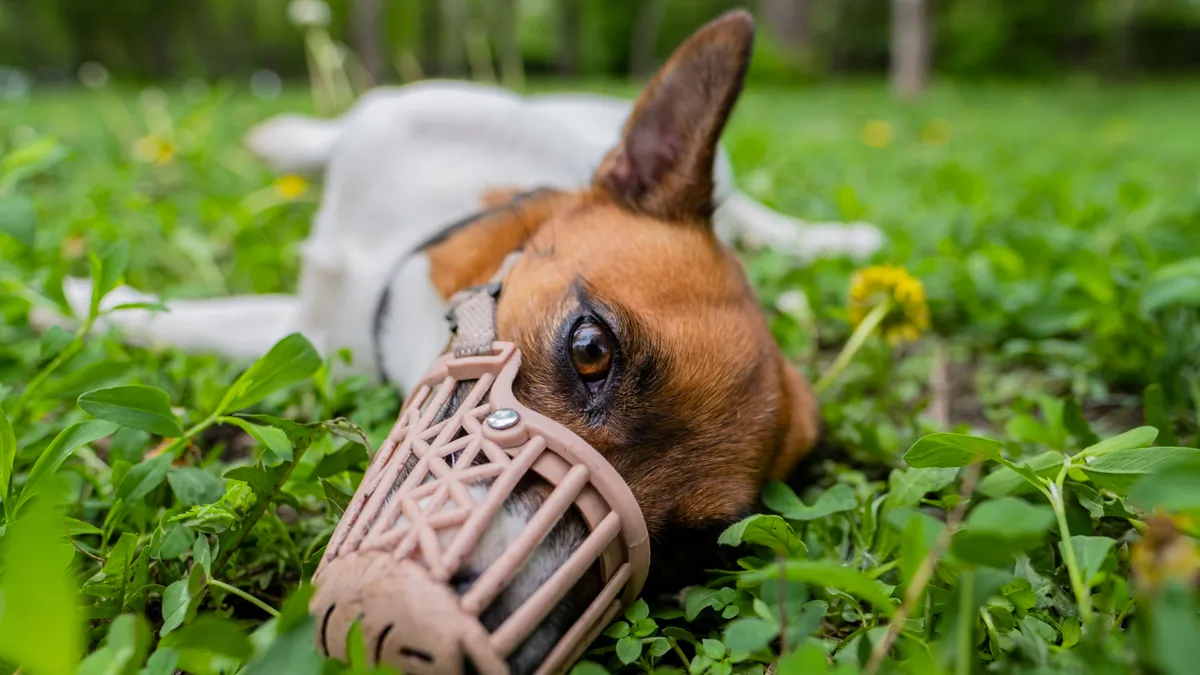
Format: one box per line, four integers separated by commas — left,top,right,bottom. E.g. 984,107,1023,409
593,10,754,224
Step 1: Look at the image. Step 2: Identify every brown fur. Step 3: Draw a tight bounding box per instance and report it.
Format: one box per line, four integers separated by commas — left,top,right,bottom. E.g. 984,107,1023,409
419,10,818,585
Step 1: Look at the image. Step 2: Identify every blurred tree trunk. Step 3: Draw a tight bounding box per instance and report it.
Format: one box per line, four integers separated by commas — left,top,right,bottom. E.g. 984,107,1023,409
420,0,442,76
890,0,930,98
492,0,524,88
630,0,668,77
353,0,385,84
762,0,812,61
556,0,582,75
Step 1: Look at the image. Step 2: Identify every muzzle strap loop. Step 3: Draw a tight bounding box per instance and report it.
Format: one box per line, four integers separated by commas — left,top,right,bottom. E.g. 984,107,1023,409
447,251,523,357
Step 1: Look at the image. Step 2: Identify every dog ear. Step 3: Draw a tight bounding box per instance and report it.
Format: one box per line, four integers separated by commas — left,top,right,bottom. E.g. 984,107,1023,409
765,360,820,481
593,10,754,224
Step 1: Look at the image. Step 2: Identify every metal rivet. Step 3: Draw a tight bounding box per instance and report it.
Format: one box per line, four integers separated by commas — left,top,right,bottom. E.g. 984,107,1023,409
486,408,520,430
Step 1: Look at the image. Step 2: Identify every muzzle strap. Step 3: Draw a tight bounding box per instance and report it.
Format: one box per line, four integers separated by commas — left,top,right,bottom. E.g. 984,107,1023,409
447,252,522,358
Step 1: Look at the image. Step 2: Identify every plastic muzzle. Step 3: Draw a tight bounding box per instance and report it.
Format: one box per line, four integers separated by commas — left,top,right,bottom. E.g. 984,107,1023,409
311,342,650,675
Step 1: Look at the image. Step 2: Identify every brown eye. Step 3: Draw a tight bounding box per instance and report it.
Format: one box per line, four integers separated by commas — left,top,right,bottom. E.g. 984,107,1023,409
569,319,613,382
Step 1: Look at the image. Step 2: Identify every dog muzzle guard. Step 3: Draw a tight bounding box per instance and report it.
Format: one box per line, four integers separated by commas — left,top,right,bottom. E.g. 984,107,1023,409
310,257,651,675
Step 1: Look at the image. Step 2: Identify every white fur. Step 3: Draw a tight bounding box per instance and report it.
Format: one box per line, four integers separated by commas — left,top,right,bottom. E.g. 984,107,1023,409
33,80,885,393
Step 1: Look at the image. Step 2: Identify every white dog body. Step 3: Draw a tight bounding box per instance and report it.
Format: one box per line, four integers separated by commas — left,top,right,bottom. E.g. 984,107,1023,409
45,81,882,394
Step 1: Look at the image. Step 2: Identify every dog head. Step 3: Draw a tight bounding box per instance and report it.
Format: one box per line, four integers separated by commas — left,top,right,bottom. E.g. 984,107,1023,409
425,10,818,534
359,10,819,673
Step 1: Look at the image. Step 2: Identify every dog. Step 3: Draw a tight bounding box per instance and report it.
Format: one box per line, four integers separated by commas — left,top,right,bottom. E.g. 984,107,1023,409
365,11,819,672
38,11,846,672
35,47,882,382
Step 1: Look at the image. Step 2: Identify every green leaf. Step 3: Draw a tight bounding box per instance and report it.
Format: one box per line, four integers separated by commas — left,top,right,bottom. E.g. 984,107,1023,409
160,565,205,636
78,385,182,437
40,325,73,361
192,534,212,575
0,194,37,248
569,662,611,675
718,514,806,557
777,640,829,675
142,648,179,675
647,637,671,658
17,420,118,515
684,587,728,622
1080,446,1200,494
763,482,857,520
116,454,173,504
701,639,726,659
722,618,777,654
0,499,82,675
94,240,131,309
951,497,1055,566
161,615,252,662
218,334,322,413
1142,272,1200,314
616,636,643,665
320,478,353,519
64,516,103,536
219,416,293,461
75,614,150,675
167,468,225,507
1128,459,1200,514
978,451,1065,498
0,408,14,507
624,598,650,623
1059,536,1115,585
885,467,959,508
1078,426,1158,460
903,433,1003,468
157,523,194,560
744,561,895,617
603,621,630,639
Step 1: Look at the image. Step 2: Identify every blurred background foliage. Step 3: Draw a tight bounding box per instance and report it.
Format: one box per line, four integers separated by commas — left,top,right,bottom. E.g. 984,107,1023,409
1,0,1199,87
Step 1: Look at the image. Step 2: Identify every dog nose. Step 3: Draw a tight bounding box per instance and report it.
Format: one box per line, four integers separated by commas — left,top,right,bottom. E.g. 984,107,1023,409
312,552,508,675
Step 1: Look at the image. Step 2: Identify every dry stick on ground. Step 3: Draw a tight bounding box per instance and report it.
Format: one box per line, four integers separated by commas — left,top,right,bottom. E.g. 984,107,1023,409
862,462,984,675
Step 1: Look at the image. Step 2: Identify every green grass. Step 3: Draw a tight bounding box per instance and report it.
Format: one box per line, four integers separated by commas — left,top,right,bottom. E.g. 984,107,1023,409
1,80,1200,675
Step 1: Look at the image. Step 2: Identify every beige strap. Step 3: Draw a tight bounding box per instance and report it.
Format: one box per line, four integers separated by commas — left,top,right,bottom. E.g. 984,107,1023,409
447,252,522,358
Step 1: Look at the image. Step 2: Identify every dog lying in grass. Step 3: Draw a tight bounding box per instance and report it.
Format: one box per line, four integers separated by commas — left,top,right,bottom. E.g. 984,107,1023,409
33,10,883,673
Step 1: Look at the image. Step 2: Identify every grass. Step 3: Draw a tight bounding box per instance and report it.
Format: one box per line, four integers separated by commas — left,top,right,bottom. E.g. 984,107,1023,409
1,79,1200,675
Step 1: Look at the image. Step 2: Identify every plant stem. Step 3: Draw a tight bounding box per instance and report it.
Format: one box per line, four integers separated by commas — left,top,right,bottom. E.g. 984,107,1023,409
669,638,692,670
956,569,975,675
814,301,891,396
159,412,219,459
1049,465,1092,623
208,578,280,617
777,552,789,657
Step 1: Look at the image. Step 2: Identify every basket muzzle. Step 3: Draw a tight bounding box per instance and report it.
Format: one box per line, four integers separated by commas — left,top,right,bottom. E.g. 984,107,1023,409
311,267,651,675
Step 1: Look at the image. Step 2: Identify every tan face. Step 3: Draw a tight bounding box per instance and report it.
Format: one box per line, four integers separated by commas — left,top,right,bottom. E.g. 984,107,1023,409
422,10,818,585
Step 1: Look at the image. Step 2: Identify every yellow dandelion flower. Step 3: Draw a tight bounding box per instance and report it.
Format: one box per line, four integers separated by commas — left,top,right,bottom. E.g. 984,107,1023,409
275,174,308,199
860,120,894,148
921,118,951,145
848,265,930,345
133,134,175,164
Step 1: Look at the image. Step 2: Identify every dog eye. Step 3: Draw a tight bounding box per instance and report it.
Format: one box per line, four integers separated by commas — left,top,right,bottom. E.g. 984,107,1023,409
569,319,613,382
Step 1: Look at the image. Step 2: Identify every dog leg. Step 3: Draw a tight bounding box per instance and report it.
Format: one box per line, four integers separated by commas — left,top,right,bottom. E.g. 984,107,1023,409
31,277,302,361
